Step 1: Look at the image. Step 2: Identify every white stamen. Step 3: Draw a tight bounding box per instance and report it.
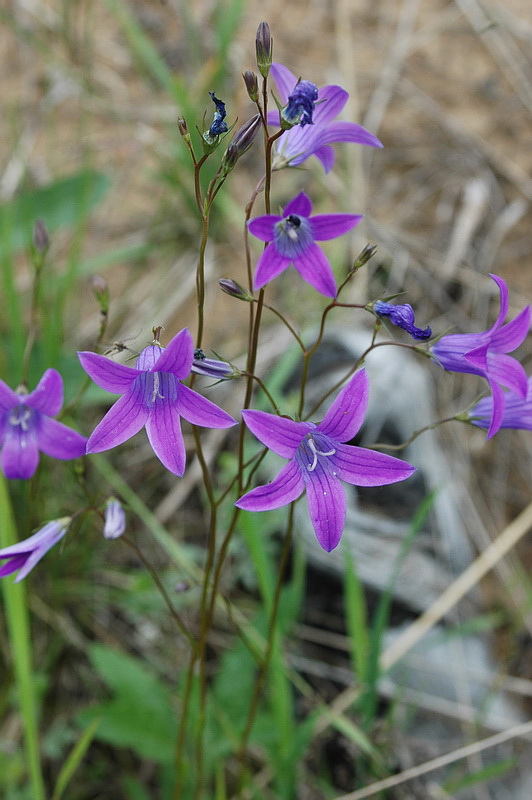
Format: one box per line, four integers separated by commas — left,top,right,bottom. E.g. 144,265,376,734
306,434,336,472
9,406,31,431
152,372,165,403
287,227,299,242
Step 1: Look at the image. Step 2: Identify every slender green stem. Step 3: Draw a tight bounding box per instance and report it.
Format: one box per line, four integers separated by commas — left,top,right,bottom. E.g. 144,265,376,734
0,475,46,800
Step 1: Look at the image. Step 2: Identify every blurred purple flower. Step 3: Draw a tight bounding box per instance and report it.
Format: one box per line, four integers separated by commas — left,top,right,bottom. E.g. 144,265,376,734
267,62,382,172
374,300,432,340
431,274,530,439
248,191,362,297
236,370,415,552
470,376,532,432
78,328,236,476
0,369,87,480
103,498,126,539
0,518,70,582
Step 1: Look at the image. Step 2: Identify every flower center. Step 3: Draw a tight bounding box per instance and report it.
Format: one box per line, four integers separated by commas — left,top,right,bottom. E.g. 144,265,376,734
8,405,33,431
274,214,313,258
301,432,336,472
151,372,165,403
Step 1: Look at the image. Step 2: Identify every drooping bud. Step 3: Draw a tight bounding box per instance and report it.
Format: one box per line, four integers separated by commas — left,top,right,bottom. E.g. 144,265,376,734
243,70,259,102
221,114,261,174
33,218,50,254
255,22,272,77
103,498,126,540
373,300,432,341
90,274,109,315
219,278,254,302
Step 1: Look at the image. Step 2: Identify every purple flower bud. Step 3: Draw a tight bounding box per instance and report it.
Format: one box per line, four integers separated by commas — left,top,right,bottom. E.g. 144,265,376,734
281,80,319,128
103,498,126,539
33,219,50,253
177,117,188,137
222,114,261,172
243,70,259,102
219,278,254,302
255,22,272,77
374,300,432,341
192,348,232,380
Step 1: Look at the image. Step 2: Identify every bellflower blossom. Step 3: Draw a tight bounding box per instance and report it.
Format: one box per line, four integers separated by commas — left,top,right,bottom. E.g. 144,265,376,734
248,191,362,297
78,328,236,476
431,274,530,438
374,300,432,340
0,369,87,480
267,62,382,172
470,376,532,432
236,370,415,552
0,518,70,582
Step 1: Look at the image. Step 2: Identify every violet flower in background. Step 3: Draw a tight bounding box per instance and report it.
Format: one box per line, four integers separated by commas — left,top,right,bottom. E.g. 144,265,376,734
470,377,532,432
0,518,70,582
103,498,126,540
192,348,233,379
431,274,530,438
248,191,362,297
78,328,236,476
267,62,382,172
236,370,415,552
0,369,87,480
374,300,432,340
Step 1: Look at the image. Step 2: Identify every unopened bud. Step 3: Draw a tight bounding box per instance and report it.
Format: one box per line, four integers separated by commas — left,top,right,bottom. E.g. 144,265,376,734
90,274,109,314
219,278,254,302
222,114,261,173
103,498,126,540
255,22,272,78
33,219,50,254
243,70,259,102
354,244,377,269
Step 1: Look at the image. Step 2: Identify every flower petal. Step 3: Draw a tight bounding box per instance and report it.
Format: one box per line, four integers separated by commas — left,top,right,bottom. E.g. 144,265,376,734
253,243,291,289
145,400,186,475
315,120,383,149
293,243,337,297
176,384,236,428
25,369,63,415
235,460,304,511
248,215,281,242
313,85,349,124
487,273,509,332
488,353,528,397
78,351,140,393
1,423,40,479
332,444,416,486
14,521,69,583
490,306,531,352
317,370,369,441
283,191,312,218
37,417,87,460
310,213,362,241
486,380,506,439
0,379,18,412
86,385,149,453
313,145,336,173
152,328,194,379
270,62,298,105
242,409,310,457
304,463,346,551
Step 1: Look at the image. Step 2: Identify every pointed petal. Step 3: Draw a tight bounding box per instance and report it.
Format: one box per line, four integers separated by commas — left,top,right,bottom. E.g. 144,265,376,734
487,274,509,332
145,401,186,475
242,409,310,457
464,343,489,373
293,243,337,297
1,424,39,479
270,62,298,105
235,460,304,511
37,417,87,460
0,555,27,579
253,244,291,289
152,328,194,379
14,522,68,582
176,384,236,428
486,380,506,439
86,386,148,453
248,214,281,242
305,464,346,551
490,306,531,352
313,85,348,124
318,370,369,441
316,120,383,148
332,444,416,486
25,369,63,415
313,145,335,172
488,353,528,397
310,213,362,241
0,379,18,411
78,351,140,393
283,191,312,218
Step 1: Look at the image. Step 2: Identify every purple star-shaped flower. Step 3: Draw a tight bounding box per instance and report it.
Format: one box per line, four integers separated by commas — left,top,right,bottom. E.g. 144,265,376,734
267,62,382,172
374,300,432,340
431,274,530,439
0,369,87,480
248,191,362,297
235,370,416,552
78,328,236,476
0,518,70,582
470,376,532,432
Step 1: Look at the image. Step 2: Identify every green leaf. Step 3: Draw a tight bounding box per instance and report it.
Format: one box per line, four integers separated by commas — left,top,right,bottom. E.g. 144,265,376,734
51,717,101,800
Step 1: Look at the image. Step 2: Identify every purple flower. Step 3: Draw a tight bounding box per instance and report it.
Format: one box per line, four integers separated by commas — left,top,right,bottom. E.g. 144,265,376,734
78,328,237,476
235,370,416,552
431,274,530,439
103,498,126,539
281,79,319,127
248,191,362,297
470,376,532,432
0,518,70,582
0,369,87,480
374,300,432,340
267,62,382,172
